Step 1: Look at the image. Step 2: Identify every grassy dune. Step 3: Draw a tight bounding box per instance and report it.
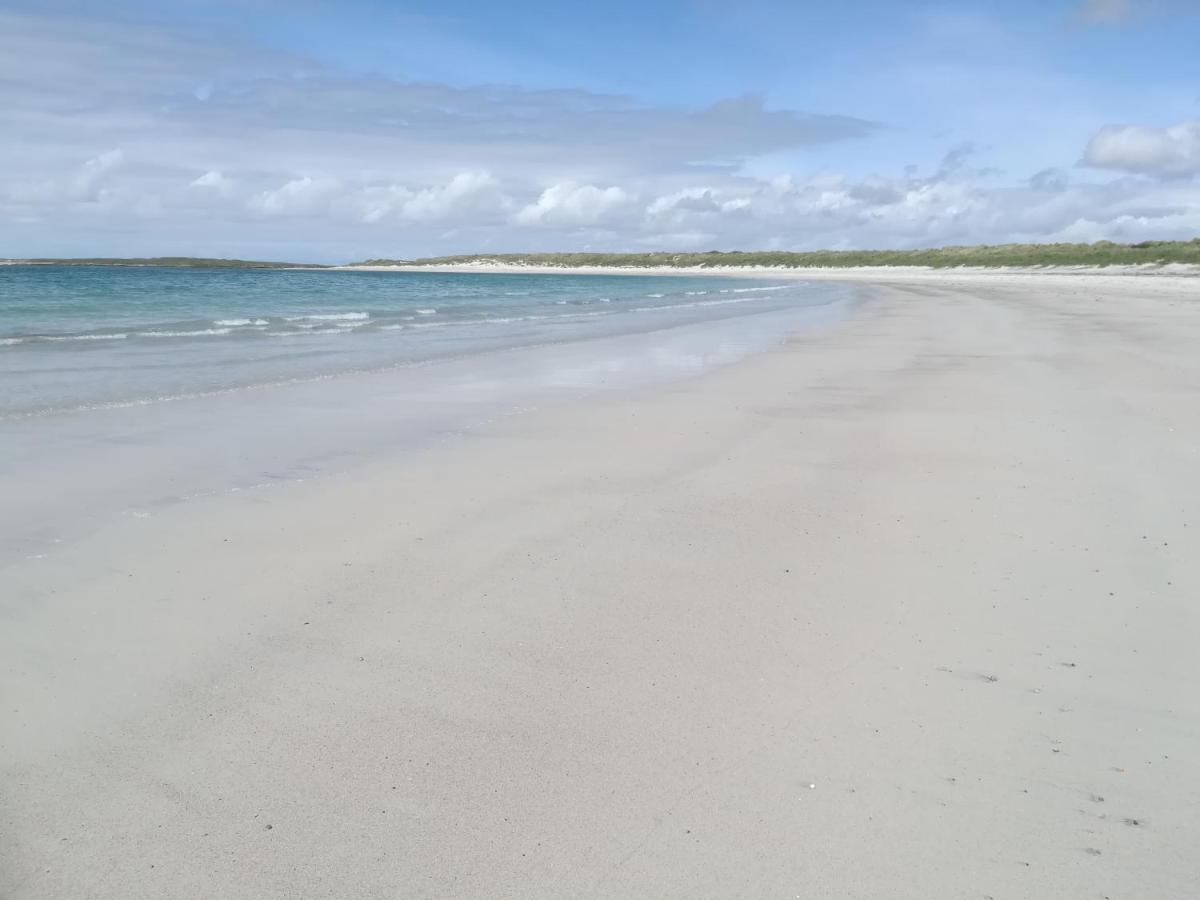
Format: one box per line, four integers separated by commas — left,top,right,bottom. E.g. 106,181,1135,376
357,238,1200,269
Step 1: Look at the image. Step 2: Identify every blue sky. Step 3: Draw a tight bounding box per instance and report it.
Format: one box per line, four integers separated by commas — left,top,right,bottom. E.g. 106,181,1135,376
1,0,1197,260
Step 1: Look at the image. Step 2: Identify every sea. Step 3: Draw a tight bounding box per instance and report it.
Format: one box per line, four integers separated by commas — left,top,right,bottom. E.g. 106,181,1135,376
0,265,855,560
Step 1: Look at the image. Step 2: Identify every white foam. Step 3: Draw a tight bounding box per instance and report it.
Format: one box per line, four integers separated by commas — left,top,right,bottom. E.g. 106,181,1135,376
283,312,369,322
632,296,761,313
415,308,437,315
294,320,367,329
0,337,25,346
214,318,269,326
270,326,353,336
136,328,232,337
43,332,129,342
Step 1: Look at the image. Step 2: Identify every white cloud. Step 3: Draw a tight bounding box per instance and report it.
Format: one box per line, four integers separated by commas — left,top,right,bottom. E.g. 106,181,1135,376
514,183,634,228
189,170,235,196
0,10,875,190
646,189,722,219
250,177,342,216
1081,120,1200,176
3,149,124,206
400,171,510,223
0,7,1196,260
631,163,1200,252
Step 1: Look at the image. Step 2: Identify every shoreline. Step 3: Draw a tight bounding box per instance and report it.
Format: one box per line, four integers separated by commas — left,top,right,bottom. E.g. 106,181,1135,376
3,272,1199,897
0,285,852,565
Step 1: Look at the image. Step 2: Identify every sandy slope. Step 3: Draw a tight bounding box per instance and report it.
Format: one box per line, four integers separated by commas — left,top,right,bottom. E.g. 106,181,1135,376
3,273,1199,898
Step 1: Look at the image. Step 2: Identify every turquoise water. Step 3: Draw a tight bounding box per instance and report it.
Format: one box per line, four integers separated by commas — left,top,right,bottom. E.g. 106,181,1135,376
0,265,826,416
0,265,854,559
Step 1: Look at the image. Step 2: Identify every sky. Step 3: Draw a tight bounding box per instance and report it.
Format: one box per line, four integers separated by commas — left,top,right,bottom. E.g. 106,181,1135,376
1,0,1198,262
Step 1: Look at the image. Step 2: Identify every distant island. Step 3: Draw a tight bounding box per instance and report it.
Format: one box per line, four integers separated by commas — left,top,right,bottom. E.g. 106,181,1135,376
3,257,328,269
355,238,1200,270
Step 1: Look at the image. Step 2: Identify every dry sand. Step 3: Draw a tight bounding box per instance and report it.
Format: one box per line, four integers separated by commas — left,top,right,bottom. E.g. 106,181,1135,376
3,270,1199,898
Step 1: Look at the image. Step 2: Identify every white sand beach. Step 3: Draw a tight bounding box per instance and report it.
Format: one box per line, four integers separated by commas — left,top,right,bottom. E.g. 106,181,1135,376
3,269,1199,898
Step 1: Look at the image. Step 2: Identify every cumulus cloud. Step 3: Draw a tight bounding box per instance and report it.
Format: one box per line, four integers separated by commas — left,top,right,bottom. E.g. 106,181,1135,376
189,170,235,196
250,177,342,216
7,142,1200,257
3,149,125,206
514,183,634,228
399,172,511,223
1081,120,1200,176
646,189,723,219
629,162,1200,251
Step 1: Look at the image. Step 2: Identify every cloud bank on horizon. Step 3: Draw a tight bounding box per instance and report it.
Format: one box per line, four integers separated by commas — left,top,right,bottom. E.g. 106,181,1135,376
0,0,1197,261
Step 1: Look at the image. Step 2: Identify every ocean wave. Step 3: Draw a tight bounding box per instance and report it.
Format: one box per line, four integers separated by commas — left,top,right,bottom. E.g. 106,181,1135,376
415,308,437,315
43,332,130,342
136,327,232,338
283,312,370,322
406,309,607,330
0,337,25,346
730,285,790,293
632,295,763,313
266,327,354,336
300,318,368,328
213,318,269,326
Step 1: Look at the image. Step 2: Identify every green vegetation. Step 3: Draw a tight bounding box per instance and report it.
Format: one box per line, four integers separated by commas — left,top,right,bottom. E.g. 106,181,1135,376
356,238,1200,269
10,239,1200,270
13,257,328,269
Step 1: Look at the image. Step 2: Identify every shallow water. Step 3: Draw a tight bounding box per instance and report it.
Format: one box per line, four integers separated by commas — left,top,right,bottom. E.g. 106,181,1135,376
0,267,855,562
3,266,818,417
